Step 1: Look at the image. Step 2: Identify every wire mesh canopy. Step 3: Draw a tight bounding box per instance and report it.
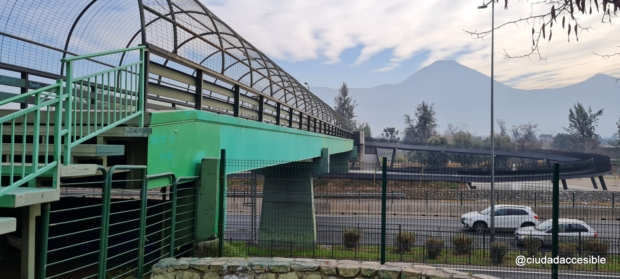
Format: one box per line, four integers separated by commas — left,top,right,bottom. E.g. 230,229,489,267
0,0,350,128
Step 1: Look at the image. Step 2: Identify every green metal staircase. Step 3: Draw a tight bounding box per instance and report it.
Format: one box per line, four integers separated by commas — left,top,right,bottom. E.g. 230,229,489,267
0,46,146,235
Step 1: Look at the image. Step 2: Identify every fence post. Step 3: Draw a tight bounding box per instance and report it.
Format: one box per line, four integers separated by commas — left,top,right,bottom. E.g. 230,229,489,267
572,192,575,207
612,193,615,209
552,163,560,279
381,157,387,264
218,149,227,257
170,180,178,257
398,224,402,262
136,173,149,278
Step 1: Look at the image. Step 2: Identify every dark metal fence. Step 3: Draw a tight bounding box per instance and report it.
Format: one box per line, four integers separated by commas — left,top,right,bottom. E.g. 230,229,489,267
224,159,620,279
40,168,199,279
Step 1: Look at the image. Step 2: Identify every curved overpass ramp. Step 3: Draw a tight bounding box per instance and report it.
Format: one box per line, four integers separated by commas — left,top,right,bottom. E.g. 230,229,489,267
334,141,613,190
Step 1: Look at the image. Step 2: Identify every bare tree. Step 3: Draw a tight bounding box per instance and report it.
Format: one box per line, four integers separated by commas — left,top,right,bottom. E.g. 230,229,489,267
465,1,619,60
497,119,507,137
511,123,541,152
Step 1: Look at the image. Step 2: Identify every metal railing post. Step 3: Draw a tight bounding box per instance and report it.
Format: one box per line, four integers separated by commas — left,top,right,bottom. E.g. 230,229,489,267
381,157,387,264
97,167,110,279
552,163,560,279
218,149,227,257
63,61,74,165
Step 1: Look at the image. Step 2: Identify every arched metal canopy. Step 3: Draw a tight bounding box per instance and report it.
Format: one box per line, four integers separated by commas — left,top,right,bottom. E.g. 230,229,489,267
0,0,351,129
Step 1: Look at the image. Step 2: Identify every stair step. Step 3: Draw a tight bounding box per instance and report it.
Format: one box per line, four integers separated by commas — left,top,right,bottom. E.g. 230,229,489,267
1,125,151,137
1,143,125,157
0,187,59,208
0,217,16,235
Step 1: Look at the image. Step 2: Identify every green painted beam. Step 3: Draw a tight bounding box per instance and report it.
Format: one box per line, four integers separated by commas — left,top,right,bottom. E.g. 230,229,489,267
146,110,353,187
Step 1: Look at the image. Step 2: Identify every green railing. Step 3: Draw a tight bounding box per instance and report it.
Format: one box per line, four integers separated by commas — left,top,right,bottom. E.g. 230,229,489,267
38,166,199,279
0,81,64,196
62,45,146,164
0,46,146,199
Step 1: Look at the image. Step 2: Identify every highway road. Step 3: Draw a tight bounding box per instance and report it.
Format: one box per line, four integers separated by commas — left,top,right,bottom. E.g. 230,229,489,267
225,214,620,252
226,214,620,279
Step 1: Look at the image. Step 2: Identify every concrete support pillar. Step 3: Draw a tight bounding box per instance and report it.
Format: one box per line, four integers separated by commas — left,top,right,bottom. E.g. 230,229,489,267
390,148,398,169
330,149,356,173
561,179,568,190
599,176,608,191
21,204,40,279
258,169,316,248
197,158,221,241
257,148,329,248
590,177,599,190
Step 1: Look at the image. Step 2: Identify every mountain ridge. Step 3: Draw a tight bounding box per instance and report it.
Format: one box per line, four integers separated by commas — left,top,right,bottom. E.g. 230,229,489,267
311,60,619,137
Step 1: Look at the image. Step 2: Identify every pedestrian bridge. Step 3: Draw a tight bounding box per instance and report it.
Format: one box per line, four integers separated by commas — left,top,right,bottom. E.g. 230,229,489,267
0,1,356,278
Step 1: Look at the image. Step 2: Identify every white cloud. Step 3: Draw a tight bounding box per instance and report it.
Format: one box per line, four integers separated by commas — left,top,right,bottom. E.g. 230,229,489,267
202,0,620,89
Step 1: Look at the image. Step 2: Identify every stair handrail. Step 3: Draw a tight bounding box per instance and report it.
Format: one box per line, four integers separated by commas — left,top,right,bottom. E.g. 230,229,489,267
0,81,64,197
61,45,146,165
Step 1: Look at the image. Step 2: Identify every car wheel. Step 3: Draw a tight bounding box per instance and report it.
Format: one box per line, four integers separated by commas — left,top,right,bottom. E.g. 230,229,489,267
521,222,535,228
473,221,487,233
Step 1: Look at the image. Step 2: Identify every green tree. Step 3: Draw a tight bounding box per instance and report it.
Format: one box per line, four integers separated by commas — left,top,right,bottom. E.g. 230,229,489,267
564,103,604,153
552,133,574,150
334,82,357,128
403,102,438,144
381,127,400,143
354,121,372,138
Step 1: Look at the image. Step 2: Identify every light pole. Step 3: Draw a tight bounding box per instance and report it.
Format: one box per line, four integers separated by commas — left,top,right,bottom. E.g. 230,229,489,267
304,82,310,90
478,0,495,242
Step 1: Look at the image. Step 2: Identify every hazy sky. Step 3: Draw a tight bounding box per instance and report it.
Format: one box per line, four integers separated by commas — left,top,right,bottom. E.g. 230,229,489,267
202,0,620,90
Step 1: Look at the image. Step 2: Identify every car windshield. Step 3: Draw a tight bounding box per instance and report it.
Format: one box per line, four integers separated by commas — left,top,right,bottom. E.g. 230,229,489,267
535,220,553,231
479,207,492,215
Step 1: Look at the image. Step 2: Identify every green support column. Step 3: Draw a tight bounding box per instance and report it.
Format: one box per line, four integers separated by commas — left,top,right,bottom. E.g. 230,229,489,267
197,158,221,241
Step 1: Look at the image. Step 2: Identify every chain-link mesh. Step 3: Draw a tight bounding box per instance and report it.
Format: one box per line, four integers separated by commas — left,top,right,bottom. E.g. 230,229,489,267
224,158,619,278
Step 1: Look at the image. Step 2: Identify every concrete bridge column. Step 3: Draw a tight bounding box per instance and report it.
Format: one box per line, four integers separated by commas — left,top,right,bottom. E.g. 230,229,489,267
257,149,329,249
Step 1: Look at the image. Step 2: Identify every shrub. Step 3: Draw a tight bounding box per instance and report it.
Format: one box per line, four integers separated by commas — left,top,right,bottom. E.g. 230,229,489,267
395,231,416,252
522,237,542,257
194,240,246,257
582,238,608,257
343,227,362,249
558,242,579,258
490,241,509,264
426,238,444,259
452,234,473,255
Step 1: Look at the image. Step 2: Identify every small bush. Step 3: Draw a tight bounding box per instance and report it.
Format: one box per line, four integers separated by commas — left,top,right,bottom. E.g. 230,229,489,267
558,242,579,258
490,241,509,264
522,237,542,257
582,238,608,257
426,238,444,259
394,231,416,252
194,240,246,257
452,234,473,255
343,227,362,249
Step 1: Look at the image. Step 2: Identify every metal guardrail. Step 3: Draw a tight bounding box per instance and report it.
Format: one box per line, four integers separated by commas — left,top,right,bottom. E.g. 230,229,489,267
62,46,146,164
0,82,63,196
38,167,199,279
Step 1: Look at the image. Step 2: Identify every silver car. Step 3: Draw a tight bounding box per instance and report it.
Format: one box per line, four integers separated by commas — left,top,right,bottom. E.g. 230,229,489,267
514,218,597,246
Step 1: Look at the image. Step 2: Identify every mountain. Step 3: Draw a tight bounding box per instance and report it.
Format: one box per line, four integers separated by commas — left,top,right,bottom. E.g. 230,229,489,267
312,60,619,138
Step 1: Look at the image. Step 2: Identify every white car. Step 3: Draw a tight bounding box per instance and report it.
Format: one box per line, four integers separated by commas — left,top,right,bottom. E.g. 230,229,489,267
461,205,539,233
515,218,597,246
